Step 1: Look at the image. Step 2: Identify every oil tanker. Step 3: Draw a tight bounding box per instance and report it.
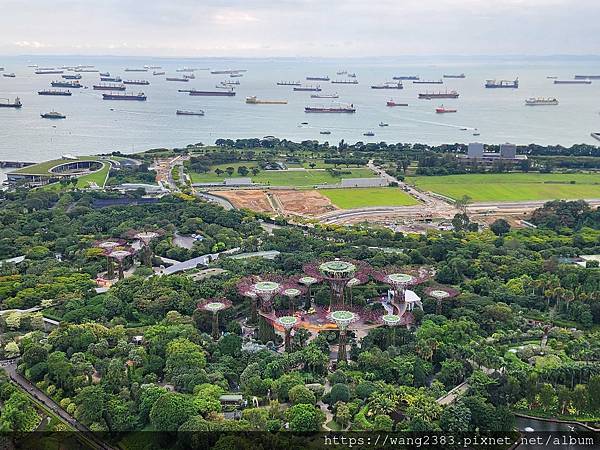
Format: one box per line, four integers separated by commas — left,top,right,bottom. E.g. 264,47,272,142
418,90,459,99
38,90,72,96
94,83,126,91
123,80,150,85
189,90,236,97
294,86,322,92
393,75,419,80
371,82,403,89
554,79,592,85
102,92,147,101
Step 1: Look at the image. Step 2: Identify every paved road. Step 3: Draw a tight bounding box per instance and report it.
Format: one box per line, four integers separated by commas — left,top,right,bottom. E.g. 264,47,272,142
3,360,113,450
161,247,240,275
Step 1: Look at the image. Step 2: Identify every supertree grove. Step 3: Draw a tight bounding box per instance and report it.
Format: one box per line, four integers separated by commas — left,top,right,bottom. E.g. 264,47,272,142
303,259,371,307
199,298,232,340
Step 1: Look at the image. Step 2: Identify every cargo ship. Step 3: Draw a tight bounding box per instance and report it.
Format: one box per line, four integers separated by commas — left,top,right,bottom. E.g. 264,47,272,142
230,73,243,78
102,92,147,101
418,90,459,99
371,82,403,89
3,73,15,78
386,100,408,106
305,104,356,113
189,90,236,97
62,74,82,80
294,85,322,92
348,73,356,78
100,76,122,82
525,97,559,106
35,69,63,74
93,83,126,91
443,74,466,79
554,79,592,85
73,68,99,73
153,71,165,76
38,89,72,96
311,93,339,98
435,105,457,113
145,66,162,70
245,96,287,104
336,71,347,75
125,68,148,72
331,79,358,84
277,81,301,86
51,80,82,88
41,111,66,119
0,97,22,108
220,80,240,85
363,131,374,136
485,78,519,88
393,75,419,80
123,80,150,85
176,68,195,72
183,74,195,79
176,110,204,116
413,79,443,84
574,75,600,80
210,69,247,75
306,76,330,81
166,77,189,82
99,72,110,77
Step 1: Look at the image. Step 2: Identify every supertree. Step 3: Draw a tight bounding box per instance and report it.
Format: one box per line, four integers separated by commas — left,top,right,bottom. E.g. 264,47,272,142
372,266,432,304
95,239,125,279
304,259,371,307
109,249,133,280
381,314,403,346
281,281,307,314
297,275,321,309
199,298,232,340
129,230,161,267
424,286,460,314
237,279,259,323
237,275,284,343
276,315,299,352
327,309,359,363
345,271,371,307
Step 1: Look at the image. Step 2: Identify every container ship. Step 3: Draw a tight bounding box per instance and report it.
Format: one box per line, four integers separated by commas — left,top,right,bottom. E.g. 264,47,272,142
246,96,287,104
371,82,403,89
418,90,459,99
123,80,150,85
435,105,457,113
574,75,600,80
485,79,519,88
554,79,592,85
62,74,82,80
41,111,66,119
176,110,204,116
100,76,122,82
94,83,126,91
393,75,419,80
305,104,356,113
331,79,358,84
311,93,339,98
386,100,408,106
294,85,322,92
51,80,82,88
277,81,301,86
413,79,443,84
166,77,189,82
38,89,72,96
443,74,466,79
189,90,236,97
525,97,559,106
102,92,147,101
306,76,330,81
0,97,22,108
35,69,64,74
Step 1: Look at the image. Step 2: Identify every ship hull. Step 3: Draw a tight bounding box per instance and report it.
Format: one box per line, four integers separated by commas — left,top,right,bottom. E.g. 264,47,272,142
189,91,235,96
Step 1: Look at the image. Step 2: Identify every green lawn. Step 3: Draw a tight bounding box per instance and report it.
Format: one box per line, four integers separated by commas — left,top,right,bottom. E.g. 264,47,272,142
320,187,419,208
11,156,101,175
406,173,600,202
190,167,377,187
76,162,110,188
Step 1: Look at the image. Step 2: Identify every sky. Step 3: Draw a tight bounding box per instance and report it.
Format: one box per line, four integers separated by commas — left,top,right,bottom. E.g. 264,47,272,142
1,0,599,57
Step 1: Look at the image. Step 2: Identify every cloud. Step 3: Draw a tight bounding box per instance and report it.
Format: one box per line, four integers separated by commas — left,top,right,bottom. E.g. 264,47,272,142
13,40,47,49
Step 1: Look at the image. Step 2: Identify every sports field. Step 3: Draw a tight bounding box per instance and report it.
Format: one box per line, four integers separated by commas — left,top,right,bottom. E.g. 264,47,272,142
190,167,376,186
320,187,419,208
407,173,600,202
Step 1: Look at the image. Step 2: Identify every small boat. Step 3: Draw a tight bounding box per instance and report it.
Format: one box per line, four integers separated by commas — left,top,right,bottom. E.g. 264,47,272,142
363,131,375,136
41,111,66,119
320,130,332,135
348,73,356,78
0,97,22,108
3,73,15,78
546,76,558,79
386,100,408,107
460,127,468,131
473,129,481,136
230,73,243,78
300,122,309,125
99,72,110,77
379,122,389,127
183,74,195,79
176,110,205,116
436,105,457,113
336,71,347,75
153,71,166,76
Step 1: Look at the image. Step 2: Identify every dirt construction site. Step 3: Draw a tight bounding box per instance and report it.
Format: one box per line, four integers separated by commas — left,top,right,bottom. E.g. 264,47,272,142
211,189,339,216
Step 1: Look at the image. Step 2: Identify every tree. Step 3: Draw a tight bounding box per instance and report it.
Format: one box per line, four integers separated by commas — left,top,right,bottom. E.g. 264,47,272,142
490,219,511,236
335,402,351,428
274,373,304,403
75,385,106,427
150,392,198,432
0,391,40,431
289,385,316,406
4,342,20,359
440,403,471,432
286,404,325,431
328,383,351,405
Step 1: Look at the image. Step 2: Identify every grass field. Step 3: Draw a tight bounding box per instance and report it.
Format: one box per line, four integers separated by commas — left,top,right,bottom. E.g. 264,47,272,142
190,167,376,186
406,173,600,202
320,187,419,208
